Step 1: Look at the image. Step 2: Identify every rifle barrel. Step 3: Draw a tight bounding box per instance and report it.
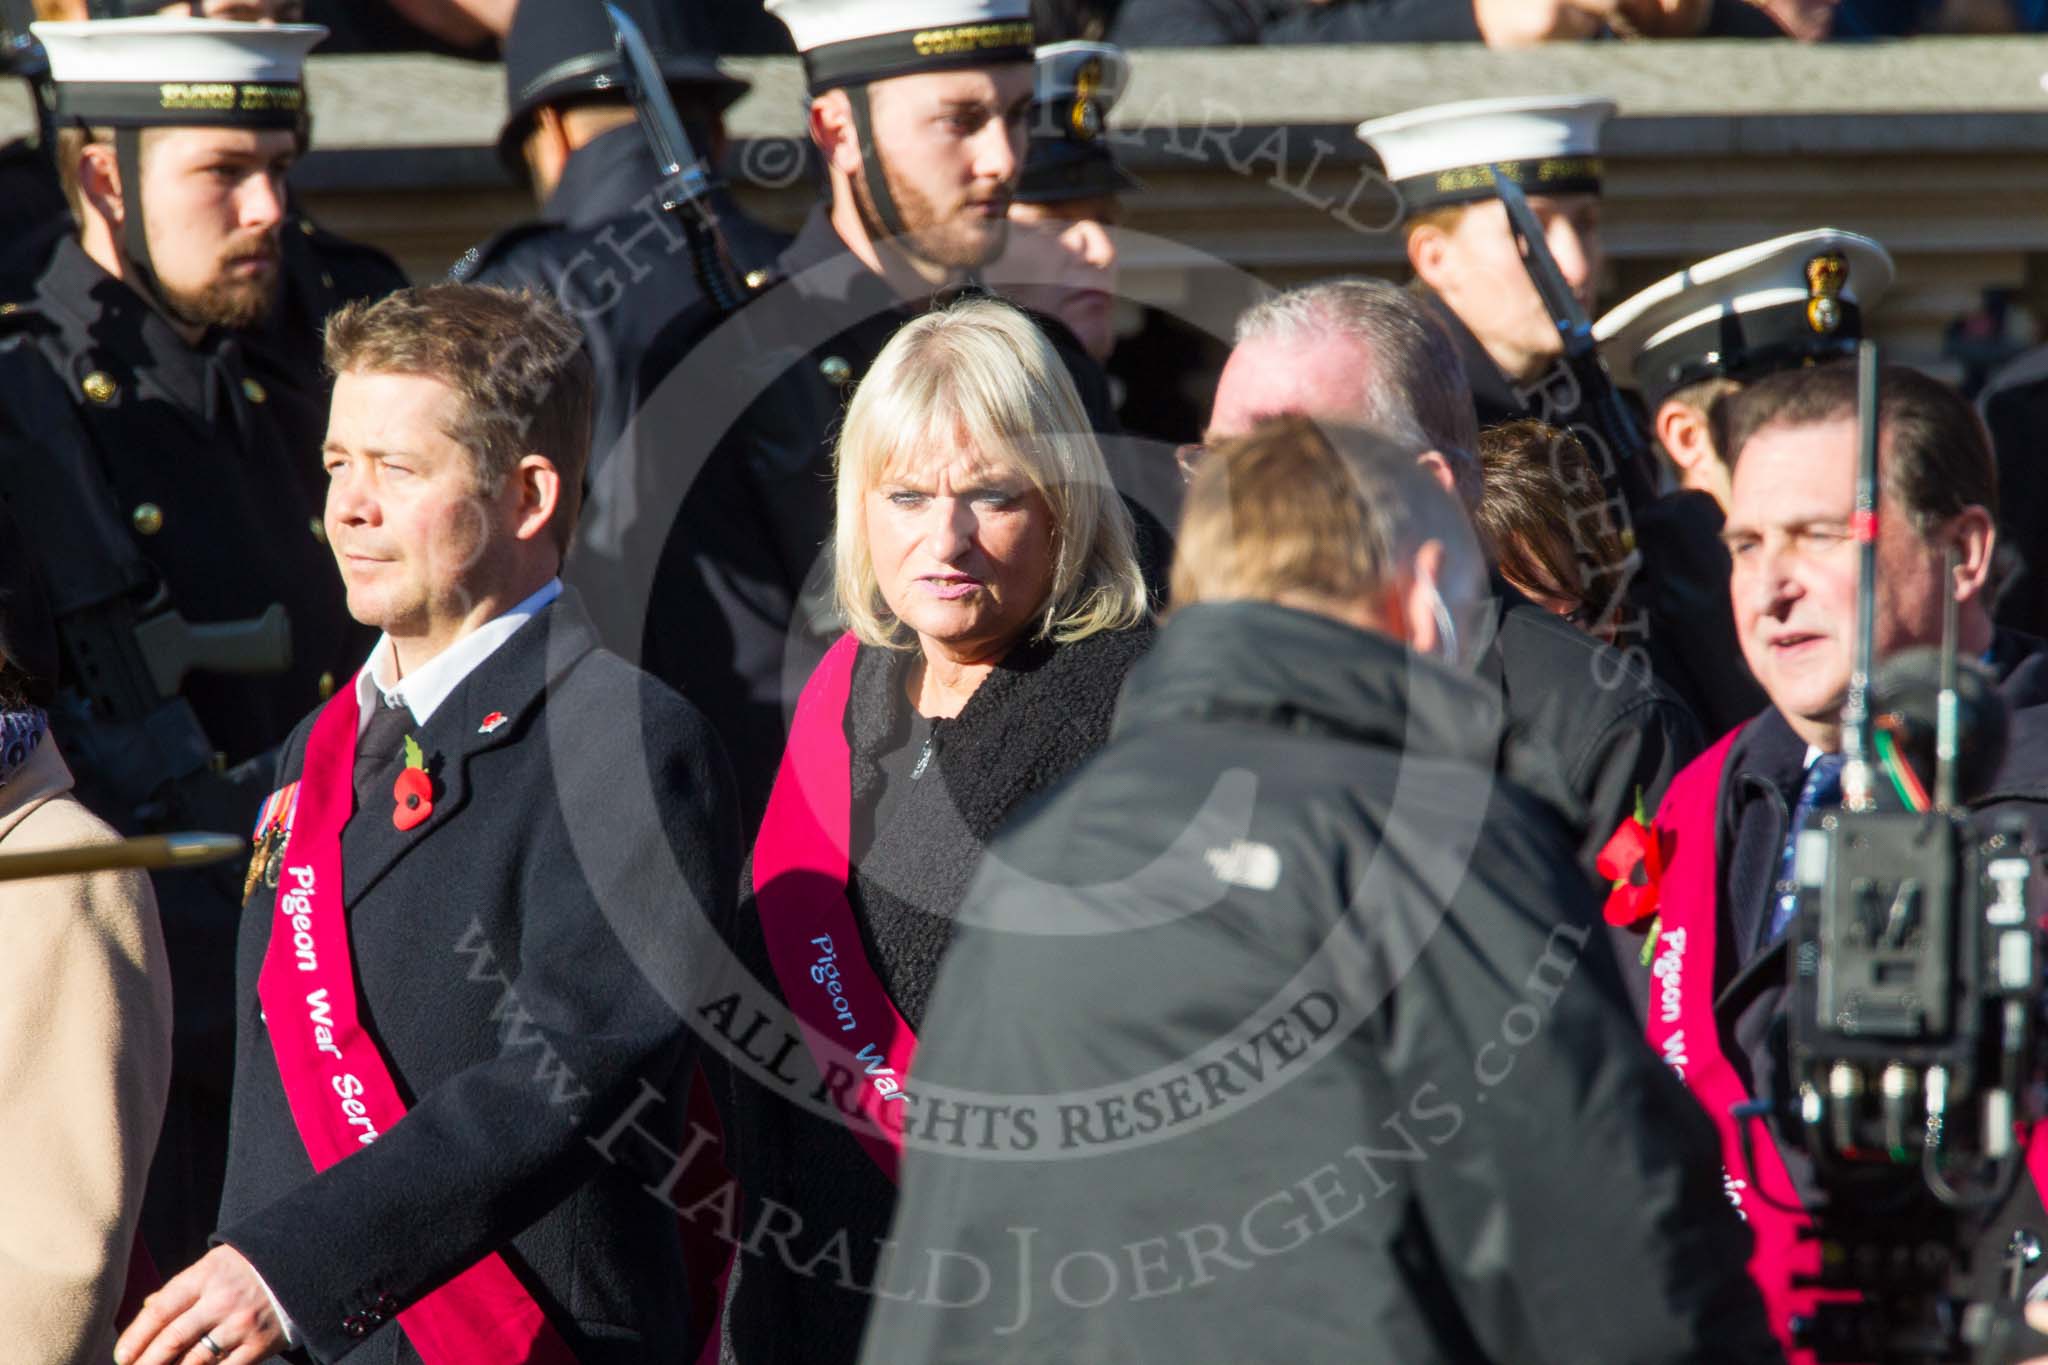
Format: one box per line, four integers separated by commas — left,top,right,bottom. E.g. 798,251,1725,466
0,832,243,884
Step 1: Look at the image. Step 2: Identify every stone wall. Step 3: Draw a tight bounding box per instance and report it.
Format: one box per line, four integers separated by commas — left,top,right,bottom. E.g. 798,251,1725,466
12,37,2048,374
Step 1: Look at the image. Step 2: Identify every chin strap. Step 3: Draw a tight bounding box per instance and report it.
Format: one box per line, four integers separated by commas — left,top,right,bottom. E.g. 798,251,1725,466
845,83,907,248
112,126,177,323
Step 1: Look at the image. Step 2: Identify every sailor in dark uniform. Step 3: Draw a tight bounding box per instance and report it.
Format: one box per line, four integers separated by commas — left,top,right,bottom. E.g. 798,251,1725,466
1358,94,1614,428
986,39,1136,367
627,0,1151,829
987,38,1187,542
1359,95,1781,738
451,0,781,468
1583,229,1897,736
0,15,369,1271
1596,228,1895,514
1,0,407,335
1978,306,2048,640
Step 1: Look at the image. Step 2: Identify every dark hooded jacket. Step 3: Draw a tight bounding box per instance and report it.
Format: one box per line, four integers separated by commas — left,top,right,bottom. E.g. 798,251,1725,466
858,601,1781,1365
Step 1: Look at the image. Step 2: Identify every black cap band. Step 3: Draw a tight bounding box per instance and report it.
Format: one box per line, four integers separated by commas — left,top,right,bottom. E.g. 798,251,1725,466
56,79,306,128
1641,299,1865,408
1395,156,1602,216
1016,142,1138,203
801,20,1033,95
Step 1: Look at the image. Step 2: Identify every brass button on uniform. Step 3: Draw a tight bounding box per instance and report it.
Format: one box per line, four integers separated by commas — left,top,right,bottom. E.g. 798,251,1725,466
241,376,267,404
318,671,336,699
819,355,853,385
82,371,117,405
131,502,164,536
320,272,335,289
309,517,327,545
299,219,316,236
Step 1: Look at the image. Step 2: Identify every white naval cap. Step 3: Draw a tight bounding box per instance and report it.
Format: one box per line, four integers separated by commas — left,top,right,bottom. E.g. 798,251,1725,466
33,16,326,128
1016,40,1138,203
766,0,1034,96
1595,228,1895,407
1357,94,1615,218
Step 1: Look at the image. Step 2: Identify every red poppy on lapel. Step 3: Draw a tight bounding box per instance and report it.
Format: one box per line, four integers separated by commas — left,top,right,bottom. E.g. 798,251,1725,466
478,711,507,735
1596,811,1667,928
393,735,433,831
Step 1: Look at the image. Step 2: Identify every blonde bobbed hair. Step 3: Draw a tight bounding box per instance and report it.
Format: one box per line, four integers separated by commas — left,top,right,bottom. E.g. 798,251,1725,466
831,295,1150,650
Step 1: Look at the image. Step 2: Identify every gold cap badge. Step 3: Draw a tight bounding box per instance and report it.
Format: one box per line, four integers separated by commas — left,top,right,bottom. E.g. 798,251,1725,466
1806,252,1849,335
1070,57,1104,142
82,371,117,405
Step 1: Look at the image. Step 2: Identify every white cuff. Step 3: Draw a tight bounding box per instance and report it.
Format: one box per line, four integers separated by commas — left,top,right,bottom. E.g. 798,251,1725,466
246,1260,297,1348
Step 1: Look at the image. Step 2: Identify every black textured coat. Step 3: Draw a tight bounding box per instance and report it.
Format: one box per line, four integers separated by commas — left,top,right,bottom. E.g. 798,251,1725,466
215,594,742,1364
706,623,1154,1365
859,602,1779,1365
1484,582,1703,874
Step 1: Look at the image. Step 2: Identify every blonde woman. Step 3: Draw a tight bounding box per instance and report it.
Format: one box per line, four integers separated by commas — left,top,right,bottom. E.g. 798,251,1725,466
707,295,1152,1365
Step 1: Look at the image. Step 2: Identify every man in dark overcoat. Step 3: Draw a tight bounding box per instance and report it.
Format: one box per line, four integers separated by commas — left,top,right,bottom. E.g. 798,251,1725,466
113,283,740,1365
1607,362,2048,1346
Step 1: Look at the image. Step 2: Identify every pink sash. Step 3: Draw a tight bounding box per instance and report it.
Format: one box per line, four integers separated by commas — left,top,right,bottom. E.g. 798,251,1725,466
256,683,578,1365
1641,726,1830,1359
753,635,916,1183
1648,731,2048,1358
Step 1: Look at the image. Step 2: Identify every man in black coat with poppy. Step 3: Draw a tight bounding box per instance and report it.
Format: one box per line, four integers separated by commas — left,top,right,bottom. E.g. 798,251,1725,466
116,284,739,1365
1607,362,2048,1338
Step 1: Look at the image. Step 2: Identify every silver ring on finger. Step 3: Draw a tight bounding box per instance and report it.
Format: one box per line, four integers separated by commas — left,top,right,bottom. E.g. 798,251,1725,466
199,1331,228,1361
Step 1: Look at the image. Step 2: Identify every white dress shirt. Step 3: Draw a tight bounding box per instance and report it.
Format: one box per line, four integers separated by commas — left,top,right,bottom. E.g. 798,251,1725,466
353,578,563,732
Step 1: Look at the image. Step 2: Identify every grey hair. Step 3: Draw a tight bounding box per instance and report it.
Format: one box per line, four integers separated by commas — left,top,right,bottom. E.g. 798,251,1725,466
1233,278,1482,507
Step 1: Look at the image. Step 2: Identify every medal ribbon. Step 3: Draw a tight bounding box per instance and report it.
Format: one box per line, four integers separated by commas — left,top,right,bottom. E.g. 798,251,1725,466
753,634,916,1183
256,681,579,1364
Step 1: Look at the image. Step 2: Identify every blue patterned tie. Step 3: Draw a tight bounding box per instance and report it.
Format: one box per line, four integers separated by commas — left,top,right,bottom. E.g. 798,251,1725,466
1767,752,1847,944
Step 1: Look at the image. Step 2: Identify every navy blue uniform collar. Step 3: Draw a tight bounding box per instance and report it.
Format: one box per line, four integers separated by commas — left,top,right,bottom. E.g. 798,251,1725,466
778,201,943,319
543,124,666,231
1418,285,1527,429
39,234,259,434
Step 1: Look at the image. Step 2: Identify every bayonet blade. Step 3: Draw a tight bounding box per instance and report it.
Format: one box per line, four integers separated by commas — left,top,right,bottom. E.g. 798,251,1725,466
1490,164,1596,360
606,2,713,214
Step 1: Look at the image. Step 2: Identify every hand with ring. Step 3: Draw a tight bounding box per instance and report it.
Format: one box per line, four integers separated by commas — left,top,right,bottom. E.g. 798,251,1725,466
113,1244,288,1365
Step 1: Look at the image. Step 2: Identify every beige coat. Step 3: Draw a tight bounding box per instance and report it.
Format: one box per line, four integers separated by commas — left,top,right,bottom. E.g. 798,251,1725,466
0,738,172,1365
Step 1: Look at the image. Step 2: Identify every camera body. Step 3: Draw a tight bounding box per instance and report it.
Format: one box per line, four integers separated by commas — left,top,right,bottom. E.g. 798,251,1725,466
1776,802,2048,1362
